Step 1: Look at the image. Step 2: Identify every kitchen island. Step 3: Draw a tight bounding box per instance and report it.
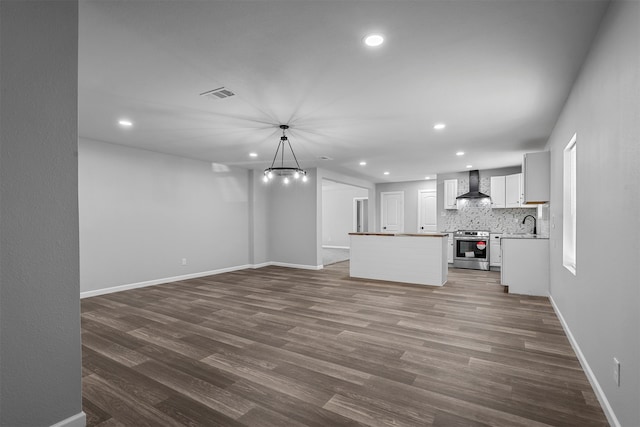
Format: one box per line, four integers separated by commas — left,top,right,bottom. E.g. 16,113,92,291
349,232,448,286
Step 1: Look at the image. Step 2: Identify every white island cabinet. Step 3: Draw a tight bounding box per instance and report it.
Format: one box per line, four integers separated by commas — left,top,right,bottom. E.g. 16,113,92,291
501,237,549,296
349,233,448,286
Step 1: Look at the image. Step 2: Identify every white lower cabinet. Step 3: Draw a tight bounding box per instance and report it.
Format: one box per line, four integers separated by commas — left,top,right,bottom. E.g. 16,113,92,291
447,233,454,263
501,238,549,296
489,234,502,267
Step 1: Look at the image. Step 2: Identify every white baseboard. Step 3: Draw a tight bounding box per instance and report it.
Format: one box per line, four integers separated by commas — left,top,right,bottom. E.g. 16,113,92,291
50,412,86,427
549,296,620,427
251,262,272,269
81,262,324,298
322,245,350,249
80,264,252,299
269,261,323,270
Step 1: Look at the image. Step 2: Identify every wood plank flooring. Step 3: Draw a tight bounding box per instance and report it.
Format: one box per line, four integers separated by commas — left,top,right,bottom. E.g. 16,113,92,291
81,263,608,426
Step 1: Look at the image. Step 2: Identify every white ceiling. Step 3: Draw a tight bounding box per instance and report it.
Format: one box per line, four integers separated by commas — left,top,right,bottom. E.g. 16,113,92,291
79,0,609,183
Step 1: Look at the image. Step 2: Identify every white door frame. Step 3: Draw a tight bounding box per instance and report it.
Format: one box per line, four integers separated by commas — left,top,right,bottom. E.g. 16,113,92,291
353,197,368,232
380,191,404,232
417,189,437,233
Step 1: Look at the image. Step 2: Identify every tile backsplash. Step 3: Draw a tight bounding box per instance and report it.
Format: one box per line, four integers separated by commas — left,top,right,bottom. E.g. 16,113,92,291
439,176,549,234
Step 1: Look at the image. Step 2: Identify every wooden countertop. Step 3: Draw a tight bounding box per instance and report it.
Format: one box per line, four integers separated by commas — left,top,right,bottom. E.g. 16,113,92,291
349,232,447,237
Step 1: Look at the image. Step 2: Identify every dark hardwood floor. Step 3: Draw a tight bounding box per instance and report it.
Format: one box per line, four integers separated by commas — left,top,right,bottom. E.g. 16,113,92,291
81,263,608,426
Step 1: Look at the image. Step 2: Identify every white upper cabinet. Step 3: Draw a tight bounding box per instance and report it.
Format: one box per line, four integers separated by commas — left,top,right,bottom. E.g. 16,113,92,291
505,173,522,208
443,179,458,210
523,151,550,204
490,176,506,208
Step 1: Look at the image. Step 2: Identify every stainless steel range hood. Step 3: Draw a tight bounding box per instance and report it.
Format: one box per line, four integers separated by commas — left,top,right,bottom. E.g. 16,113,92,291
456,170,491,199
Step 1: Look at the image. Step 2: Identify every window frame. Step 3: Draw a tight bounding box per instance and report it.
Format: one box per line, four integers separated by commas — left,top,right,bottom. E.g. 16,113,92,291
563,133,577,275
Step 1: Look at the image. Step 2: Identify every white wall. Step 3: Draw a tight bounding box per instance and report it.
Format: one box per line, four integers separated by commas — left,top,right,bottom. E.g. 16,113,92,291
376,179,437,233
266,168,319,267
322,182,368,247
249,170,269,266
547,1,639,425
79,138,251,294
0,2,83,425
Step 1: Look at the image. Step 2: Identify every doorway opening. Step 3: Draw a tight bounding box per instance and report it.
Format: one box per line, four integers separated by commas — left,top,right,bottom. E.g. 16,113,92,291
321,179,369,266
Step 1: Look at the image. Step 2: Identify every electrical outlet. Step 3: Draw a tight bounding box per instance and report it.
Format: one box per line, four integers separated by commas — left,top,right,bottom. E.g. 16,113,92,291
181,258,187,266
613,357,621,386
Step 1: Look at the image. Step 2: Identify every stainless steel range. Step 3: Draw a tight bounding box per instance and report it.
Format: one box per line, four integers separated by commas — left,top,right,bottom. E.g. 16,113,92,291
453,230,490,271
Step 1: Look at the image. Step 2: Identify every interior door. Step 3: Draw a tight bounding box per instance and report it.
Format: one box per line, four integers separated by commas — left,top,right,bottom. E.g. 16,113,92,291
381,191,404,232
418,189,437,232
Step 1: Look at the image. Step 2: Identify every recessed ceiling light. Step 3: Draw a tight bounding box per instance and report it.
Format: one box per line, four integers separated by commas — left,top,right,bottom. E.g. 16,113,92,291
359,161,367,166
466,164,473,169
456,151,465,156
433,123,446,130
118,119,133,127
249,152,258,158
363,34,384,47
425,176,431,180
383,171,390,175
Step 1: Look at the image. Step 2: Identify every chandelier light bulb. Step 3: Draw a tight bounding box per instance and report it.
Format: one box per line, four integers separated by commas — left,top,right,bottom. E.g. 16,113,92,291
267,171,273,179
294,171,300,179
302,175,308,182
283,177,290,184
263,175,269,183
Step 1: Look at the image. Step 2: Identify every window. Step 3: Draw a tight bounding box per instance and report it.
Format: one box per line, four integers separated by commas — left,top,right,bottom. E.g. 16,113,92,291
563,133,577,274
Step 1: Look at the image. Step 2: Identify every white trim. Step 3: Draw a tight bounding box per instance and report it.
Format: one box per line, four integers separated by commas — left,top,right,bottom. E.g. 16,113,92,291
562,133,577,273
251,262,272,269
81,262,326,299
269,262,323,270
352,196,368,233
549,296,620,427
50,412,86,427
80,265,253,298
322,245,350,249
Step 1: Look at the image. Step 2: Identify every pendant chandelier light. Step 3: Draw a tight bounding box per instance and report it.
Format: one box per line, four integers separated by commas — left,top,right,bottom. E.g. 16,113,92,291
263,125,308,184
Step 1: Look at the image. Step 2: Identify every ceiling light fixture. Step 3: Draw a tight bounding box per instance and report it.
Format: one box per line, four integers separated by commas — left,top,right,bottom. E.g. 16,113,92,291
434,123,446,130
383,171,390,175
118,119,133,127
466,164,473,169
263,125,307,184
456,151,465,156
249,152,258,158
363,34,384,47
359,161,367,166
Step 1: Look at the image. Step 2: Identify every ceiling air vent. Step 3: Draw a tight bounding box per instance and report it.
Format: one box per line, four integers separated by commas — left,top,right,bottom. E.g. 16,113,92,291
200,87,235,100
319,156,333,161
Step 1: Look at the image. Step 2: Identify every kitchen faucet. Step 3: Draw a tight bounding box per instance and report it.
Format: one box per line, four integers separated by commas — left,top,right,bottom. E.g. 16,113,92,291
522,214,537,235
